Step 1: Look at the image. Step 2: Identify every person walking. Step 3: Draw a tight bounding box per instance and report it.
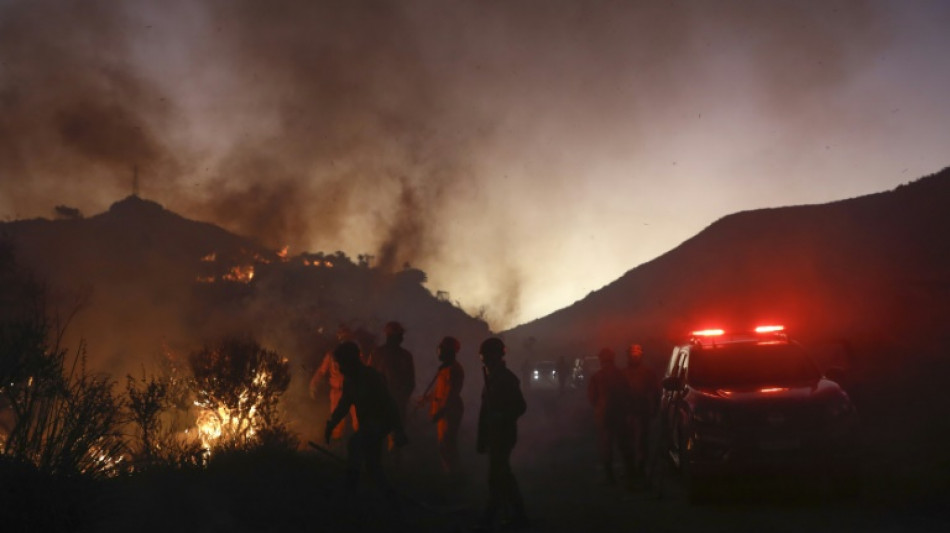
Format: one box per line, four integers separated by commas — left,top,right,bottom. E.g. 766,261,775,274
474,337,529,531
324,341,408,497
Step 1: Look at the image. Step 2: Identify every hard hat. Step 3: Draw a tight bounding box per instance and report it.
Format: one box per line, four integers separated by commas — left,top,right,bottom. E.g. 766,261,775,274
439,336,461,353
479,337,506,360
384,321,405,337
597,347,616,363
332,341,362,372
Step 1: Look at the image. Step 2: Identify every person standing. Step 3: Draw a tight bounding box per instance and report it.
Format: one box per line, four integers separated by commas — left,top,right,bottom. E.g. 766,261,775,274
325,341,408,496
310,325,359,443
475,337,528,531
624,344,660,481
368,321,416,439
556,355,570,393
420,336,465,475
587,347,635,487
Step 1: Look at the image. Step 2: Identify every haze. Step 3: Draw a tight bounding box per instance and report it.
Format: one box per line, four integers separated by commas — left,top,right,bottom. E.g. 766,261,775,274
1,0,948,330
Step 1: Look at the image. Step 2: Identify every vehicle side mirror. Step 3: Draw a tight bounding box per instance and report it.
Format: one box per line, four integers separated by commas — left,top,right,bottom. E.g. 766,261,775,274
662,376,684,392
825,367,846,384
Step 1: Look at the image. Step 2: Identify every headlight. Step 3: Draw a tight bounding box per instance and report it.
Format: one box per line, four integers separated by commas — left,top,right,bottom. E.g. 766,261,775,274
532,370,539,380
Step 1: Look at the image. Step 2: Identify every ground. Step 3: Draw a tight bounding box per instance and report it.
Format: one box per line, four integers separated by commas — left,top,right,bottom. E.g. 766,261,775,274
3,384,948,532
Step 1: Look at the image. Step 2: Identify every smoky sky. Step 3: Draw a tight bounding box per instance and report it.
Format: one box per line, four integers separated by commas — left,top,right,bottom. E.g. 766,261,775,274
3,0,946,329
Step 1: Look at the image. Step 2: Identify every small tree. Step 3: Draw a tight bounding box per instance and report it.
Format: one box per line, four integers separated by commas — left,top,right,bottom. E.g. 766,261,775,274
125,372,205,469
188,337,292,451
0,296,126,478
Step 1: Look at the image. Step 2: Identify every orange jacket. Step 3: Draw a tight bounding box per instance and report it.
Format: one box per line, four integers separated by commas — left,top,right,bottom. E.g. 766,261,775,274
428,361,464,420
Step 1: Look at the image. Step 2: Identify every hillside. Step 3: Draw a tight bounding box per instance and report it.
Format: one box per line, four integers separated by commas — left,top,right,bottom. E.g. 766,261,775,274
504,168,950,362
0,196,492,442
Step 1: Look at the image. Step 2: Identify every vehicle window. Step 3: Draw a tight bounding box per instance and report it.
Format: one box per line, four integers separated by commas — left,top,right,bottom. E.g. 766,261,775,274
687,344,820,389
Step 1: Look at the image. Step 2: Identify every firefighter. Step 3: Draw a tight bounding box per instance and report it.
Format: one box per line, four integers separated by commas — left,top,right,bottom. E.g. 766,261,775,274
419,336,465,475
587,347,636,487
624,343,660,481
325,341,408,496
368,321,416,452
474,337,529,531
310,325,359,442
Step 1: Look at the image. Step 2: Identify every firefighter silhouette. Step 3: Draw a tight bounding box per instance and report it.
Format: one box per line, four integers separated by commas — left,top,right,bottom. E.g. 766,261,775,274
325,341,408,496
587,347,636,487
475,337,529,531
419,336,465,475
310,325,359,442
624,343,660,481
368,321,416,453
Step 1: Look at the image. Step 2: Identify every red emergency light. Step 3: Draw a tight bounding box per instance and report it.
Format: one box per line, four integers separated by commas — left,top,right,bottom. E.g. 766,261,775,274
691,329,726,337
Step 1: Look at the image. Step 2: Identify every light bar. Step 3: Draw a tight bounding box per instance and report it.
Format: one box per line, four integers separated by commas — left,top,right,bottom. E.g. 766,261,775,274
754,325,785,333
691,329,725,337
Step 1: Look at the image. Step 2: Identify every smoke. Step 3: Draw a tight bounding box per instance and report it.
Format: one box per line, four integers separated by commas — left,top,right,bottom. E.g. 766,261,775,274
0,0,894,328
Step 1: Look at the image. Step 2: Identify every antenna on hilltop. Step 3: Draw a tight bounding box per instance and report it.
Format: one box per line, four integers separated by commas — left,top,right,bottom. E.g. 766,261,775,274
132,165,140,197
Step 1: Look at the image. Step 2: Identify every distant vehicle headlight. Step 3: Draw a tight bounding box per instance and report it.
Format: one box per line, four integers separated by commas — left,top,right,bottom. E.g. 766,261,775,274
532,370,539,380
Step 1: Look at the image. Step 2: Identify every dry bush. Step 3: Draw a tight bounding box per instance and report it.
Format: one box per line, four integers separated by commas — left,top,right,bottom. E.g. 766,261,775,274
188,337,294,451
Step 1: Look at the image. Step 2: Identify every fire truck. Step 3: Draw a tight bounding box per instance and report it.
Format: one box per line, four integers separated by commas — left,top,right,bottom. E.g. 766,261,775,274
658,325,859,502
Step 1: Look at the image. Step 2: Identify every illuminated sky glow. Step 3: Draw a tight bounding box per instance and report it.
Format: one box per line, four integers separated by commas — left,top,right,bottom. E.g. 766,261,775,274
1,0,948,330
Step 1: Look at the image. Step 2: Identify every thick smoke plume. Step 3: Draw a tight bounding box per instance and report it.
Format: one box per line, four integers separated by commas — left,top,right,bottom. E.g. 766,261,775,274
0,0,893,329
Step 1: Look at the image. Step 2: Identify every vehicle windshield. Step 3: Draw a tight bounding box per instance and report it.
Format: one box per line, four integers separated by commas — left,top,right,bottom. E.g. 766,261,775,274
687,343,820,389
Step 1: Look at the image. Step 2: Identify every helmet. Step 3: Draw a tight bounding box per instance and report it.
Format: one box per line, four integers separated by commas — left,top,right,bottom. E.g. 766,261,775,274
336,324,353,341
384,321,405,337
597,347,616,364
438,336,461,353
479,337,506,360
332,341,362,373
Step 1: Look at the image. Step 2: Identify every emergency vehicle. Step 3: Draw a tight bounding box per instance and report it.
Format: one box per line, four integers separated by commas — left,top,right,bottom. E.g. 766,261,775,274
658,325,859,501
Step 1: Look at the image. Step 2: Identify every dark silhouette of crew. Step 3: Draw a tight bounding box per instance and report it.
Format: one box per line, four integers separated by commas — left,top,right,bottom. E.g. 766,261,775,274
587,347,636,487
368,322,416,453
325,341,408,497
310,325,359,443
624,343,660,482
556,355,569,393
474,337,529,531
419,336,465,476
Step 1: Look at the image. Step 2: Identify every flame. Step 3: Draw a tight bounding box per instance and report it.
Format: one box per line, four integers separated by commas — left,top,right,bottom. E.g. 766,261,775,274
201,252,217,262
222,265,255,283
191,367,275,453
277,246,289,261
196,275,216,283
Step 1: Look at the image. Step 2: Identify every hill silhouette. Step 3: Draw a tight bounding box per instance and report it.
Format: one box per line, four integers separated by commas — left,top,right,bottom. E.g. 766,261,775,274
504,167,950,362
0,195,491,444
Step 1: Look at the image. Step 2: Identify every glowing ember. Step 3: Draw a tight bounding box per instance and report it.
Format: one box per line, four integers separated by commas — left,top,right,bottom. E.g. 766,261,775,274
201,252,216,262
222,265,255,283
277,245,290,261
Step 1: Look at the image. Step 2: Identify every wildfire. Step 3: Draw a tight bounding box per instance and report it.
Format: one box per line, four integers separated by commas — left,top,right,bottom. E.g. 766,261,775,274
222,265,255,283
191,368,275,453
200,252,216,262
277,245,290,261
